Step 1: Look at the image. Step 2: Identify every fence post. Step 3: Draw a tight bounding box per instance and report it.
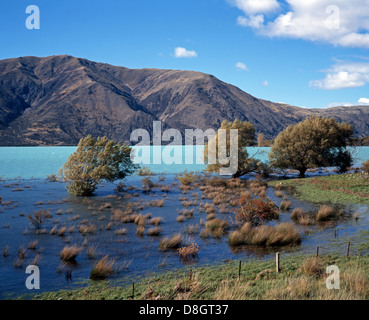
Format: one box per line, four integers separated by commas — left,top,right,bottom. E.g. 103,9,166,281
238,261,242,280
316,246,319,257
346,242,351,259
276,252,280,273
132,282,135,299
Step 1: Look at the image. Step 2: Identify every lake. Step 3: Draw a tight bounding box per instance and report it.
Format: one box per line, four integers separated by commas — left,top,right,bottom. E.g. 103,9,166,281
0,146,368,180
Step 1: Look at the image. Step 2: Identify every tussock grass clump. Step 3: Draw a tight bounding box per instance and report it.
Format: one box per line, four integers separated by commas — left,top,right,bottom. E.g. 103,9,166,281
147,227,162,236
90,255,116,280
275,191,283,197
149,217,163,226
205,218,229,237
159,234,182,251
27,240,38,250
291,208,305,220
3,246,10,257
114,228,127,235
79,224,96,235
228,222,301,247
184,224,200,235
57,227,67,237
50,226,57,235
87,247,95,260
60,245,82,262
280,200,292,211
206,213,216,221
136,226,145,236
134,214,147,227
316,205,335,221
299,257,324,277
176,215,185,223
150,199,165,207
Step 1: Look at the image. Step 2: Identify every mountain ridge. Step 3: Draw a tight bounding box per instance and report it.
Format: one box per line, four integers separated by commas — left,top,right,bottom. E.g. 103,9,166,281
0,55,368,146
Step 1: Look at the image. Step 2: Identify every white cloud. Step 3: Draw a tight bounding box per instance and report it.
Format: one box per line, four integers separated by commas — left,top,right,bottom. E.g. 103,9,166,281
235,62,248,71
309,61,369,90
174,47,197,58
262,80,269,86
358,98,369,105
230,0,279,14
237,14,264,28
231,0,369,48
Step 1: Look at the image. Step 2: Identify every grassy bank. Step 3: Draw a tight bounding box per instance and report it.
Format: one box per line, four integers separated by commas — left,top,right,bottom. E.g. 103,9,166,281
269,173,369,205
30,254,369,300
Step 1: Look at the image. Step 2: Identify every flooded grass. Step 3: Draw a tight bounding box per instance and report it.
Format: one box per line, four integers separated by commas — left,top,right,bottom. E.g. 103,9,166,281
0,172,369,298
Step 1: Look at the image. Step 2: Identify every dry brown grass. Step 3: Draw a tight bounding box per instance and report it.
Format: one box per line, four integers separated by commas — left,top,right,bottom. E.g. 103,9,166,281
228,222,301,247
176,215,185,223
90,255,116,280
149,217,163,226
299,257,324,277
60,245,82,262
114,228,127,235
316,205,335,221
159,234,182,251
147,227,162,236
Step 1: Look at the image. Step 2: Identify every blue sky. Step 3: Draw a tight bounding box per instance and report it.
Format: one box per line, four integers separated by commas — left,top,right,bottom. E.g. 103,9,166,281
1,0,369,108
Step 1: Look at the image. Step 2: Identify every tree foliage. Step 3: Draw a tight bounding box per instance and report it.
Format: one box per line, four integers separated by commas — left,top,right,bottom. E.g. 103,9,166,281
204,119,262,178
269,117,354,178
59,135,138,196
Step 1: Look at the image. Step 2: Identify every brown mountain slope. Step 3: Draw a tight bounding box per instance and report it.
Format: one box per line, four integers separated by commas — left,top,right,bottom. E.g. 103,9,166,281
0,55,368,146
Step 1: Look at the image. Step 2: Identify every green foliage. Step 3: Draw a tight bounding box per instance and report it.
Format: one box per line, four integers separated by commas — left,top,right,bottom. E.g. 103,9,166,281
204,119,258,178
59,135,138,196
269,117,354,177
362,160,369,174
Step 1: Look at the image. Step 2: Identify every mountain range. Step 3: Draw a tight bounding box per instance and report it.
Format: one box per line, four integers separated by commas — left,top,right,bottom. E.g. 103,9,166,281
0,55,368,146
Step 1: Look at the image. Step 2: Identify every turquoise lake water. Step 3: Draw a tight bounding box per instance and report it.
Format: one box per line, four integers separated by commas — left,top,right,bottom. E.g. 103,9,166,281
0,146,368,180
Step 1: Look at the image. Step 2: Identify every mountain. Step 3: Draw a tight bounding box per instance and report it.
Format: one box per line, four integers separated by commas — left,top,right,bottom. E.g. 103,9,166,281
0,55,368,146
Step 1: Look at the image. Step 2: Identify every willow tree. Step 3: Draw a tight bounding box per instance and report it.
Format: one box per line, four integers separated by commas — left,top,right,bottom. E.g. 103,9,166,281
204,119,260,178
59,135,138,196
269,117,354,178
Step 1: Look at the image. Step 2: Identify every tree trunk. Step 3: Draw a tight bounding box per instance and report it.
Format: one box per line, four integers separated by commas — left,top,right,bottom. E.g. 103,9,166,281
298,168,306,178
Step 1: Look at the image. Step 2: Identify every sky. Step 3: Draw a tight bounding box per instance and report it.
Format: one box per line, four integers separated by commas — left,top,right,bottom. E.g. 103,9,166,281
1,0,369,109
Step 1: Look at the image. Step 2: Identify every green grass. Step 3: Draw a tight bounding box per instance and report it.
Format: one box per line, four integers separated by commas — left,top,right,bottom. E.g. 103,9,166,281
269,174,369,205
26,254,369,300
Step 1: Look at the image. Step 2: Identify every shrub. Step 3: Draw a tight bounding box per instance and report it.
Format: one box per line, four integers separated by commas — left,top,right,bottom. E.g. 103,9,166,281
137,166,155,176
142,177,155,191
90,255,116,280
236,198,279,226
178,243,199,260
46,174,58,182
59,135,138,196
27,210,52,229
362,160,369,174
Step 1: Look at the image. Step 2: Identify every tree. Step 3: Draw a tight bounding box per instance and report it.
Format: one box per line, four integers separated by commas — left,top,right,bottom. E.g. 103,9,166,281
269,117,354,178
59,135,139,196
204,119,261,178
